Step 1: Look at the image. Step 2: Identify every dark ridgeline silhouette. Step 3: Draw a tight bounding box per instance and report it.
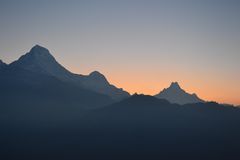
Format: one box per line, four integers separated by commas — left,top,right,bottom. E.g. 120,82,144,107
1,45,240,160
155,82,204,105
1,94,240,160
83,95,240,160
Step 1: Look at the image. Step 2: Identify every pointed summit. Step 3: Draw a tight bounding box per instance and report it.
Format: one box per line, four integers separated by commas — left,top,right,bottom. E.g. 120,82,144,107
155,82,204,105
28,45,55,61
161,82,183,93
31,44,48,51
10,45,72,79
169,82,181,89
11,45,55,66
30,45,52,55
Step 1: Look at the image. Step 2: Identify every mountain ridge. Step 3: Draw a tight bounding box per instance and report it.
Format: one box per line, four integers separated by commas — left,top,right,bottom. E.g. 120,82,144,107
9,45,130,100
0,65,114,110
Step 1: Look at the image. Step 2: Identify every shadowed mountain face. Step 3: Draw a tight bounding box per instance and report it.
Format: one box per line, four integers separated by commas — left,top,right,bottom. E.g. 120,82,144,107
1,94,240,160
79,95,240,159
10,45,130,100
89,94,237,127
155,82,204,105
0,66,114,114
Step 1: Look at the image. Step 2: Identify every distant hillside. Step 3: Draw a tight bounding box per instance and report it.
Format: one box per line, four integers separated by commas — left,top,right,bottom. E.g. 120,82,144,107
1,93,240,159
80,94,240,159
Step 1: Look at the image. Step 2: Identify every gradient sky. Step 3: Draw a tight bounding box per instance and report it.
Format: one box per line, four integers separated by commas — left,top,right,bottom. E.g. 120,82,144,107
0,0,240,105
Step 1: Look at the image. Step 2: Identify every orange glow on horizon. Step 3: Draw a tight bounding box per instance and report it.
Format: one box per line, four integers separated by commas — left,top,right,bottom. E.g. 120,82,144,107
69,66,240,106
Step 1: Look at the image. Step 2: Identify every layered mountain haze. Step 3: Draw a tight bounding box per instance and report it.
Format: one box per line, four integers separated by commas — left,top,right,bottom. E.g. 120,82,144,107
155,82,204,105
1,46,240,160
1,0,239,158
10,45,130,100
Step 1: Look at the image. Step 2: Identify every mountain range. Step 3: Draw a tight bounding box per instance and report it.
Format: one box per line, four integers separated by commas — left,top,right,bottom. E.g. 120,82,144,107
0,45,129,113
0,45,206,106
9,45,130,101
1,45,240,160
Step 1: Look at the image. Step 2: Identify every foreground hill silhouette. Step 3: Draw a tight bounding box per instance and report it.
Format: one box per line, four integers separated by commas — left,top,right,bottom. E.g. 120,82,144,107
155,82,204,104
1,94,240,160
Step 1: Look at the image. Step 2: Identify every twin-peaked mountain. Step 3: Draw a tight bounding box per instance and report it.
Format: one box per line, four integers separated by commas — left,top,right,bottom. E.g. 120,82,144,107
9,45,130,101
155,82,204,105
0,45,131,110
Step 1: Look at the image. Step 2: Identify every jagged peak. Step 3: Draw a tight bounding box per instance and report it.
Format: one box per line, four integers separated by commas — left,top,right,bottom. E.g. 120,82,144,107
29,45,53,58
169,82,181,89
155,82,204,104
10,45,56,66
